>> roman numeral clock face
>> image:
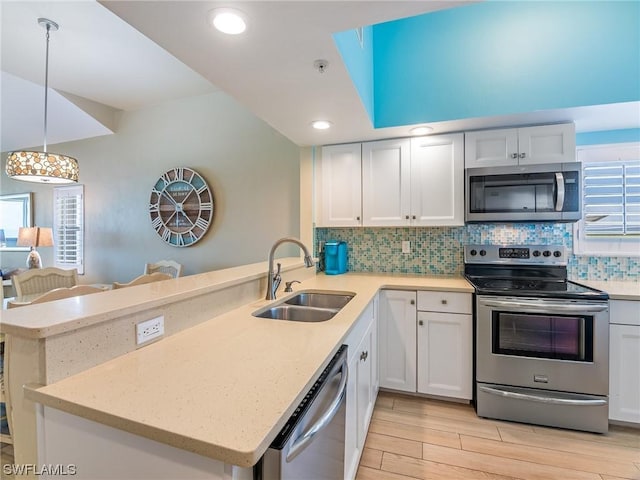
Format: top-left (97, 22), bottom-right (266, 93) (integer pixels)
top-left (148, 168), bottom-right (213, 247)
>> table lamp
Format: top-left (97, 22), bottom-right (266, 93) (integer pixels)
top-left (17, 227), bottom-right (54, 269)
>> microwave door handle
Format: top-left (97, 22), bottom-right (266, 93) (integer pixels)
top-left (555, 172), bottom-right (565, 211)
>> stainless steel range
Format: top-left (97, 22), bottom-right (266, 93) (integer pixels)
top-left (464, 245), bottom-right (610, 433)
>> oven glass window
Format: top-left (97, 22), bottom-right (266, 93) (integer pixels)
top-left (492, 312), bottom-right (593, 361)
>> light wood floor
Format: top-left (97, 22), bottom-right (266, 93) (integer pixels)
top-left (356, 391), bottom-right (640, 480)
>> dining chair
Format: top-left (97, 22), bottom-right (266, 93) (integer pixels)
top-left (144, 260), bottom-right (183, 278)
top-left (10, 285), bottom-right (104, 308)
top-left (112, 272), bottom-right (172, 289)
top-left (12, 267), bottom-right (78, 297)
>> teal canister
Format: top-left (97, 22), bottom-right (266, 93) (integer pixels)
top-left (324, 240), bottom-right (348, 275)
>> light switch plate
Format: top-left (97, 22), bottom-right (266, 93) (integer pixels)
top-left (402, 241), bottom-right (411, 254)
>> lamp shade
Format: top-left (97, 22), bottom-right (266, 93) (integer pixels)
top-left (6, 151), bottom-right (79, 184)
top-left (17, 227), bottom-right (54, 247)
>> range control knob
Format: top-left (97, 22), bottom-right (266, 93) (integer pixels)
top-left (470, 249), bottom-right (477, 256)
top-left (532, 250), bottom-right (541, 257)
top-left (479, 249), bottom-right (487, 256)
top-left (543, 250), bottom-right (551, 257)
top-left (553, 250), bottom-right (562, 257)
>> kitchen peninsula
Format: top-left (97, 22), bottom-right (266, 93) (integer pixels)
top-left (2, 259), bottom-right (472, 478)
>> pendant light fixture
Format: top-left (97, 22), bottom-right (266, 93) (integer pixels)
top-left (5, 18), bottom-right (79, 184)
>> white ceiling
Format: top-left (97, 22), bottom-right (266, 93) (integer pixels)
top-left (2, 1), bottom-right (638, 152)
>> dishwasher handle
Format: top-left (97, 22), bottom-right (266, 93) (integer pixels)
top-left (286, 357), bottom-right (348, 463)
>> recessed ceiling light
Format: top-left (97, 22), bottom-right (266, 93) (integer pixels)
top-left (410, 126), bottom-right (433, 136)
top-left (209, 8), bottom-right (247, 35)
top-left (311, 120), bottom-right (332, 130)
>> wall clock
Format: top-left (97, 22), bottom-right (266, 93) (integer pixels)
top-left (148, 167), bottom-right (213, 247)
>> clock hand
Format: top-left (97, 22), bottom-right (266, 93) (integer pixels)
top-left (161, 190), bottom-right (179, 207)
top-left (177, 210), bottom-right (195, 227)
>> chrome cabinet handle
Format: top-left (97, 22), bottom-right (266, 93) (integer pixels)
top-left (360, 351), bottom-right (368, 361)
top-left (418, 320), bottom-right (424, 326)
top-left (511, 153), bottom-right (518, 159)
top-left (286, 357), bottom-right (348, 462)
top-left (412, 215), bottom-right (416, 220)
top-left (356, 216), bottom-right (360, 221)
top-left (441, 299), bottom-right (448, 305)
top-left (410, 299), bottom-right (415, 305)
top-left (519, 152), bottom-right (526, 158)
top-left (405, 215), bottom-right (410, 220)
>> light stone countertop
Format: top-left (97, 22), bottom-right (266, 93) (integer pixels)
top-left (25, 272), bottom-right (472, 467)
top-left (0, 258), bottom-right (307, 338)
top-left (577, 279), bottom-right (640, 300)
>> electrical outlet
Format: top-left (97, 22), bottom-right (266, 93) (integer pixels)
top-left (136, 316), bottom-right (164, 345)
top-left (402, 240), bottom-right (411, 254)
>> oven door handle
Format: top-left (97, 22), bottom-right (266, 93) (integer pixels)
top-left (479, 386), bottom-right (607, 406)
top-left (480, 299), bottom-right (608, 313)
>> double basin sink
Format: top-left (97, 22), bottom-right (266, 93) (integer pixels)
top-left (253, 290), bottom-right (355, 322)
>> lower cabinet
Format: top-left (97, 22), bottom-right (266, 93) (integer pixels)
top-left (609, 300), bottom-right (640, 424)
top-left (378, 289), bottom-right (473, 400)
top-left (344, 298), bottom-right (378, 480)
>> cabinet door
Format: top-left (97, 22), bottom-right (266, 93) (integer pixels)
top-left (319, 144), bottom-right (362, 226)
top-left (609, 324), bottom-right (640, 423)
top-left (344, 351), bottom-right (359, 480)
top-left (410, 133), bottom-right (465, 226)
top-left (518, 123), bottom-right (576, 165)
top-left (362, 139), bottom-right (411, 226)
top-left (464, 128), bottom-right (518, 168)
top-left (356, 321), bottom-right (374, 447)
top-left (378, 290), bottom-right (416, 392)
top-left (417, 312), bottom-right (472, 399)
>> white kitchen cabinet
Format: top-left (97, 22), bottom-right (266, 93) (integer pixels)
top-left (410, 133), bottom-right (464, 226)
top-left (416, 291), bottom-right (472, 400)
top-left (609, 300), bottom-right (640, 424)
top-left (378, 290), bottom-right (417, 392)
top-left (362, 139), bottom-right (411, 226)
top-left (318, 143), bottom-right (362, 226)
top-left (379, 290), bottom-right (473, 400)
top-left (465, 123), bottom-right (576, 168)
top-left (344, 298), bottom-right (378, 480)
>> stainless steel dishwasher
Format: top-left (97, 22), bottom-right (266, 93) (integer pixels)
top-left (255, 345), bottom-right (348, 480)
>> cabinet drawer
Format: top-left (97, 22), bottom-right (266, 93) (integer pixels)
top-left (610, 300), bottom-right (640, 326)
top-left (417, 291), bottom-right (471, 314)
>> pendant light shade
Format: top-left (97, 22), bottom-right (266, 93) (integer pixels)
top-left (5, 18), bottom-right (79, 184)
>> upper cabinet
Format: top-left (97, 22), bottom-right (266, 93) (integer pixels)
top-left (410, 134), bottom-right (464, 226)
top-left (362, 139), bottom-right (411, 226)
top-left (318, 143), bottom-right (362, 227)
top-left (465, 123), bottom-right (576, 168)
top-left (318, 134), bottom-right (464, 227)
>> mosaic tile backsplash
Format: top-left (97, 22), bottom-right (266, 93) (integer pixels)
top-left (316, 224), bottom-right (639, 281)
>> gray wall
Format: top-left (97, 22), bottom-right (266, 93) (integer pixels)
top-left (1, 92), bottom-right (301, 284)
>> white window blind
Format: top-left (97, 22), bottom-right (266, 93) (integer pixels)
top-left (574, 143), bottom-right (640, 257)
top-left (53, 185), bottom-right (84, 274)
top-left (583, 160), bottom-right (640, 235)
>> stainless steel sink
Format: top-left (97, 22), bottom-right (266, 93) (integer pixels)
top-left (254, 305), bottom-right (337, 322)
top-left (253, 290), bottom-right (355, 322)
top-left (284, 292), bottom-right (354, 309)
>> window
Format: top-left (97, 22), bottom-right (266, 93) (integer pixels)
top-left (53, 185), bottom-right (84, 274)
top-left (574, 143), bottom-right (640, 256)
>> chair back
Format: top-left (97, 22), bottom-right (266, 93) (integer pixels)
top-left (112, 272), bottom-right (172, 290)
top-left (13, 267), bottom-right (78, 297)
top-left (144, 260), bottom-right (183, 278)
top-left (28, 285), bottom-right (104, 306)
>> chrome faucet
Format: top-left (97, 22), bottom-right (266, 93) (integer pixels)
top-left (266, 237), bottom-right (314, 300)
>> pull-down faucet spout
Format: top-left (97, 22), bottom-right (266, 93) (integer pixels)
top-left (266, 237), bottom-right (314, 300)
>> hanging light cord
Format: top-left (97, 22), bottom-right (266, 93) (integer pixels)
top-left (43, 22), bottom-right (51, 153)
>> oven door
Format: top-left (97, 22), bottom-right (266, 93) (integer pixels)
top-left (476, 296), bottom-right (609, 396)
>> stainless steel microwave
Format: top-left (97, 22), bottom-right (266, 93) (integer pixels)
top-left (465, 162), bottom-right (581, 223)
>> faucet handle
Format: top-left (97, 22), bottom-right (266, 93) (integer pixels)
top-left (284, 280), bottom-right (301, 292)
top-left (275, 262), bottom-right (282, 276)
